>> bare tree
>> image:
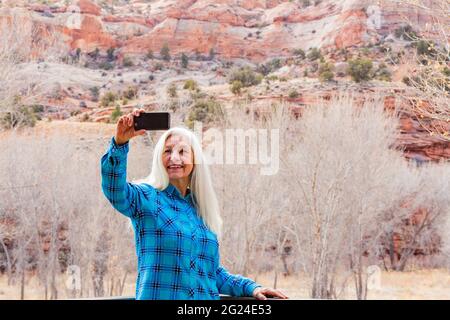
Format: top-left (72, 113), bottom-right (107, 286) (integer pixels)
top-left (208, 100), bottom-right (291, 279)
top-left (393, 0), bottom-right (450, 140)
top-left (388, 161), bottom-right (450, 271)
top-left (0, 10), bottom-right (67, 130)
top-left (0, 130), bottom-right (139, 299)
top-left (279, 93), bottom-right (422, 299)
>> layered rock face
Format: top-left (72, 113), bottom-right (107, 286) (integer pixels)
top-left (0, 0), bottom-right (448, 161)
top-left (1, 0), bottom-right (435, 61)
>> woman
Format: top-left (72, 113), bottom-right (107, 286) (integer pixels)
top-left (101, 108), bottom-right (288, 300)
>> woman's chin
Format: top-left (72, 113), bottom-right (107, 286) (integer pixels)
top-left (168, 173), bottom-right (187, 180)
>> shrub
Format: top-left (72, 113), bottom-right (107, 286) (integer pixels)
top-left (167, 83), bottom-right (178, 98)
top-left (361, 47), bottom-right (371, 56)
top-left (183, 79), bottom-right (198, 91)
top-left (0, 105), bottom-right (37, 129)
top-left (394, 25), bottom-right (418, 41)
top-left (122, 86), bottom-right (138, 100)
top-left (347, 58), bottom-right (374, 82)
top-left (301, 0), bottom-right (311, 8)
top-left (293, 48), bottom-right (306, 59)
top-left (146, 49), bottom-right (154, 59)
top-left (402, 76), bottom-right (411, 86)
top-left (256, 58), bottom-right (283, 76)
top-left (230, 80), bottom-right (243, 95)
top-left (123, 56), bottom-right (134, 67)
top-left (415, 40), bottom-right (437, 57)
top-left (309, 62), bottom-right (319, 73)
top-left (181, 53), bottom-right (189, 68)
top-left (307, 47), bottom-right (322, 61)
top-left (186, 97), bottom-right (224, 128)
top-left (91, 47), bottom-right (100, 60)
top-left (89, 87), bottom-right (100, 101)
top-left (208, 48), bottom-right (215, 60)
top-left (288, 89), bottom-right (299, 99)
top-left (228, 66), bottom-right (263, 87)
top-left (265, 75), bottom-right (278, 81)
top-left (100, 91), bottom-right (118, 107)
top-left (375, 63), bottom-right (392, 82)
top-left (81, 113), bottom-right (90, 122)
top-left (107, 47), bottom-right (115, 61)
top-left (30, 104), bottom-right (44, 114)
top-left (160, 43), bottom-right (171, 61)
top-left (189, 89), bottom-right (207, 101)
top-left (75, 48), bottom-right (81, 60)
top-left (99, 61), bottom-right (113, 70)
top-left (319, 61), bottom-right (335, 82)
top-left (110, 105), bottom-right (122, 123)
top-left (443, 67), bottom-right (450, 77)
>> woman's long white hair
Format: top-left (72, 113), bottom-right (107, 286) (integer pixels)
top-left (134, 127), bottom-right (223, 238)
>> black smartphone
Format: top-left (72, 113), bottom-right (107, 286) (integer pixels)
top-left (134, 112), bottom-right (170, 131)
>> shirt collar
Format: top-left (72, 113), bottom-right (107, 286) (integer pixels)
top-left (165, 183), bottom-right (193, 203)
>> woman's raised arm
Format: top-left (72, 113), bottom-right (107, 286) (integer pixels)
top-left (100, 109), bottom-right (147, 218)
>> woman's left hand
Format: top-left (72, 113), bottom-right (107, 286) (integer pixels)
top-left (252, 287), bottom-right (289, 300)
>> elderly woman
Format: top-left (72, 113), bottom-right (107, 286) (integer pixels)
top-left (101, 108), bottom-right (288, 300)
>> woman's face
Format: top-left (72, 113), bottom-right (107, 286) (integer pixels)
top-left (162, 134), bottom-right (194, 180)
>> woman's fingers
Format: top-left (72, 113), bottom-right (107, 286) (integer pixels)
top-left (132, 108), bottom-right (145, 116)
top-left (256, 288), bottom-right (289, 300)
top-left (135, 129), bottom-right (146, 136)
top-left (254, 291), bottom-right (267, 300)
top-left (127, 113), bottom-right (134, 127)
top-left (128, 108), bottom-right (146, 127)
top-left (118, 109), bottom-right (146, 129)
top-left (118, 115), bottom-right (126, 127)
top-left (269, 289), bottom-right (288, 299)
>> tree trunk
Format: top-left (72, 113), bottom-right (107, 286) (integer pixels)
top-left (20, 269), bottom-right (25, 300)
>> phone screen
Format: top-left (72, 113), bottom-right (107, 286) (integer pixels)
top-left (134, 112), bottom-right (170, 131)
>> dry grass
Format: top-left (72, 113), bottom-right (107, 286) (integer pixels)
top-left (1, 269), bottom-right (449, 300)
top-left (0, 120), bottom-right (116, 138)
top-left (251, 269), bottom-right (450, 300)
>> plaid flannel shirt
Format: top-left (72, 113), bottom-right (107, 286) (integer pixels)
top-left (100, 136), bottom-right (261, 300)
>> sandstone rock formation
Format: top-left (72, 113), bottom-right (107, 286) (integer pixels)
top-left (3, 0), bottom-right (439, 61)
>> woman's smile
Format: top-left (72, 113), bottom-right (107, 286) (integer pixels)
top-left (167, 164), bottom-right (184, 171)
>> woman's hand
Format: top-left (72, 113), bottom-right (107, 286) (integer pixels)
top-left (252, 287), bottom-right (289, 300)
top-left (115, 108), bottom-right (146, 145)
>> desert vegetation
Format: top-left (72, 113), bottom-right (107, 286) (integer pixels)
top-left (1, 94), bottom-right (449, 299)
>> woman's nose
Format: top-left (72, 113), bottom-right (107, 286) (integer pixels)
top-left (170, 151), bottom-right (181, 162)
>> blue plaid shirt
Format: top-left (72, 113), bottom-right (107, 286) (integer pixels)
top-left (100, 137), bottom-right (261, 300)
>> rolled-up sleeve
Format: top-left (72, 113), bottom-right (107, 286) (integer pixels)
top-left (216, 264), bottom-right (262, 297)
top-left (101, 136), bottom-right (146, 219)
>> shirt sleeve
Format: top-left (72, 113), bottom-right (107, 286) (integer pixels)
top-left (216, 264), bottom-right (262, 297)
top-left (100, 136), bottom-right (147, 219)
